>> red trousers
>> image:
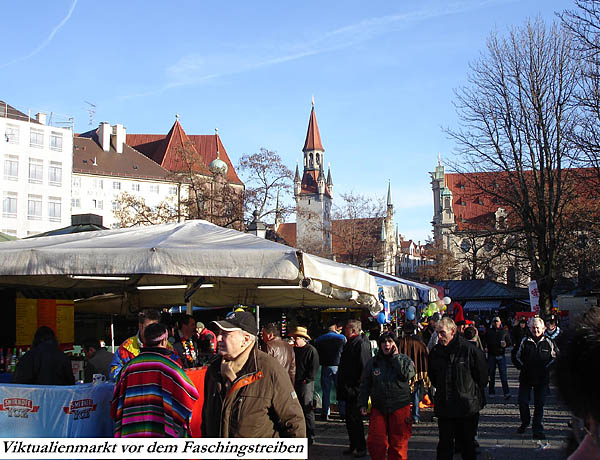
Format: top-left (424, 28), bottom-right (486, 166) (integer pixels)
top-left (367, 405), bottom-right (412, 460)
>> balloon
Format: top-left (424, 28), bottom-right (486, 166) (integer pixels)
top-left (443, 296), bottom-right (451, 305)
top-left (406, 306), bottom-right (416, 321)
top-left (441, 305), bottom-right (447, 311)
top-left (436, 299), bottom-right (445, 308)
top-left (428, 302), bottom-right (438, 311)
top-left (377, 311), bottom-right (387, 324)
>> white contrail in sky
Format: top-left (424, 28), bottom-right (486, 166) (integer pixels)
top-left (123, 0), bottom-right (515, 99)
top-left (0, 0), bottom-right (78, 69)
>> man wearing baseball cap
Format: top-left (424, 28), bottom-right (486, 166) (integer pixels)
top-left (200, 311), bottom-right (305, 439)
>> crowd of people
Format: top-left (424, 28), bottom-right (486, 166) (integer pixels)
top-left (11, 304), bottom-right (600, 459)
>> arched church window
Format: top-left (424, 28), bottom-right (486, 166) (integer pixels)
top-left (316, 153), bottom-right (320, 166)
top-left (309, 153), bottom-right (314, 168)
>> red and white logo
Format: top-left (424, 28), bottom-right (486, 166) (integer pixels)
top-left (63, 398), bottom-right (97, 420)
top-left (0, 398), bottom-right (40, 418)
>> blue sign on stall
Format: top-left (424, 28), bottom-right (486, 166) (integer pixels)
top-left (0, 382), bottom-right (114, 437)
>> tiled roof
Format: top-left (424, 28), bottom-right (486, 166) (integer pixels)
top-left (273, 217), bottom-right (385, 263)
top-left (303, 106), bottom-right (324, 152)
top-left (273, 222), bottom-right (296, 247)
top-left (437, 279), bottom-right (528, 301)
top-left (300, 170), bottom-right (332, 197)
top-left (331, 217), bottom-right (383, 261)
top-left (73, 135), bottom-right (174, 181)
top-left (445, 169), bottom-right (598, 231)
top-left (0, 100), bottom-right (39, 123)
top-left (127, 120), bottom-right (243, 185)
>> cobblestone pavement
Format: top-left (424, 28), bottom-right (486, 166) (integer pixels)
top-left (310, 363), bottom-right (572, 459)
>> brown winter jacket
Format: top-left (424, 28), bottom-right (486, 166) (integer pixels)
top-left (260, 336), bottom-right (296, 385)
top-left (201, 345), bottom-right (306, 438)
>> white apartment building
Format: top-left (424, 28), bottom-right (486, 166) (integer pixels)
top-left (72, 122), bottom-right (183, 229)
top-left (0, 101), bottom-right (73, 238)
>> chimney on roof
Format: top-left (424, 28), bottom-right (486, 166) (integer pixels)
top-left (36, 112), bottom-right (47, 125)
top-left (99, 122), bottom-right (111, 152)
top-left (112, 123), bottom-right (126, 154)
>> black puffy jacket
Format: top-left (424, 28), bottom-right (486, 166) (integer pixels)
top-left (358, 352), bottom-right (415, 414)
top-left (428, 335), bottom-right (488, 418)
top-left (512, 334), bottom-right (557, 385)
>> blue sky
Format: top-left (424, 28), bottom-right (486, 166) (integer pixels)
top-left (2, 0), bottom-right (572, 243)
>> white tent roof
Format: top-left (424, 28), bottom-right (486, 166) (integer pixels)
top-left (0, 220), bottom-right (380, 313)
top-left (364, 269), bottom-right (438, 304)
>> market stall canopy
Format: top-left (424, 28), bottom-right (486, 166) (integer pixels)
top-left (0, 220), bottom-right (380, 314)
top-left (364, 269), bottom-right (438, 305)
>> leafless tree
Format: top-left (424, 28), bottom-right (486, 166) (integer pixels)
top-left (446, 19), bottom-right (582, 315)
top-left (330, 192), bottom-right (386, 267)
top-left (560, 1), bottom-right (600, 183)
top-left (114, 141), bottom-right (244, 229)
top-left (237, 148), bottom-right (293, 224)
top-left (415, 237), bottom-right (461, 282)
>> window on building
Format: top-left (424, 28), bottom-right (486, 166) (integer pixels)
top-left (48, 197), bottom-right (61, 221)
top-left (1, 229), bottom-right (16, 237)
top-left (149, 184), bottom-right (159, 194)
top-left (72, 176), bottom-right (81, 188)
top-left (131, 183), bottom-right (140, 192)
top-left (71, 198), bottom-right (80, 209)
top-left (460, 238), bottom-right (472, 253)
top-left (2, 193), bottom-right (17, 217)
top-left (4, 156), bottom-right (18, 180)
top-left (28, 159), bottom-right (43, 183)
top-left (92, 199), bottom-right (103, 210)
top-left (49, 161), bottom-right (62, 186)
top-left (93, 178), bottom-right (103, 189)
top-left (30, 128), bottom-right (44, 148)
top-left (112, 201), bottom-right (120, 211)
top-left (113, 181), bottom-right (121, 190)
top-left (50, 132), bottom-right (63, 151)
top-left (169, 186), bottom-right (178, 195)
top-left (5, 125), bottom-right (19, 144)
top-left (28, 195), bottom-right (42, 220)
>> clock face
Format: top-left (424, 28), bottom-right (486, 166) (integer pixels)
top-left (460, 238), bottom-right (472, 253)
top-left (484, 239), bottom-right (495, 252)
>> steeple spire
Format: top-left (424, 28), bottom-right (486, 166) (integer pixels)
top-left (303, 100), bottom-right (324, 153)
top-left (387, 180), bottom-right (392, 207)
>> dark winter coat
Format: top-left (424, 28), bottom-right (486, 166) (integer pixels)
top-left (358, 352), bottom-right (415, 414)
top-left (512, 334), bottom-right (557, 385)
top-left (201, 346), bottom-right (305, 438)
top-left (13, 340), bottom-right (75, 385)
top-left (485, 326), bottom-right (511, 356)
top-left (337, 334), bottom-right (372, 401)
top-left (428, 334), bottom-right (488, 418)
top-left (293, 343), bottom-right (319, 386)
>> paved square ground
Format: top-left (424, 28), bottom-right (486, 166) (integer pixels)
top-left (310, 363), bottom-right (571, 459)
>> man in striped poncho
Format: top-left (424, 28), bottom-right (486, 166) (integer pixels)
top-left (111, 322), bottom-right (199, 437)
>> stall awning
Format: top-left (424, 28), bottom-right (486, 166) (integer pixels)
top-left (463, 300), bottom-right (501, 311)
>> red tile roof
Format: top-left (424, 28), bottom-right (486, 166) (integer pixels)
top-left (275, 222), bottom-right (297, 247)
top-left (303, 106), bottom-right (324, 152)
top-left (300, 169), bottom-right (332, 197)
top-left (444, 169), bottom-right (598, 231)
top-left (127, 120), bottom-right (243, 186)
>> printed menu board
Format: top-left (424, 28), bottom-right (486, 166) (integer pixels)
top-left (15, 298), bottom-right (74, 346)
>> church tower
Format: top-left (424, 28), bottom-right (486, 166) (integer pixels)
top-left (430, 155), bottom-right (455, 252)
top-left (294, 100), bottom-right (332, 256)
